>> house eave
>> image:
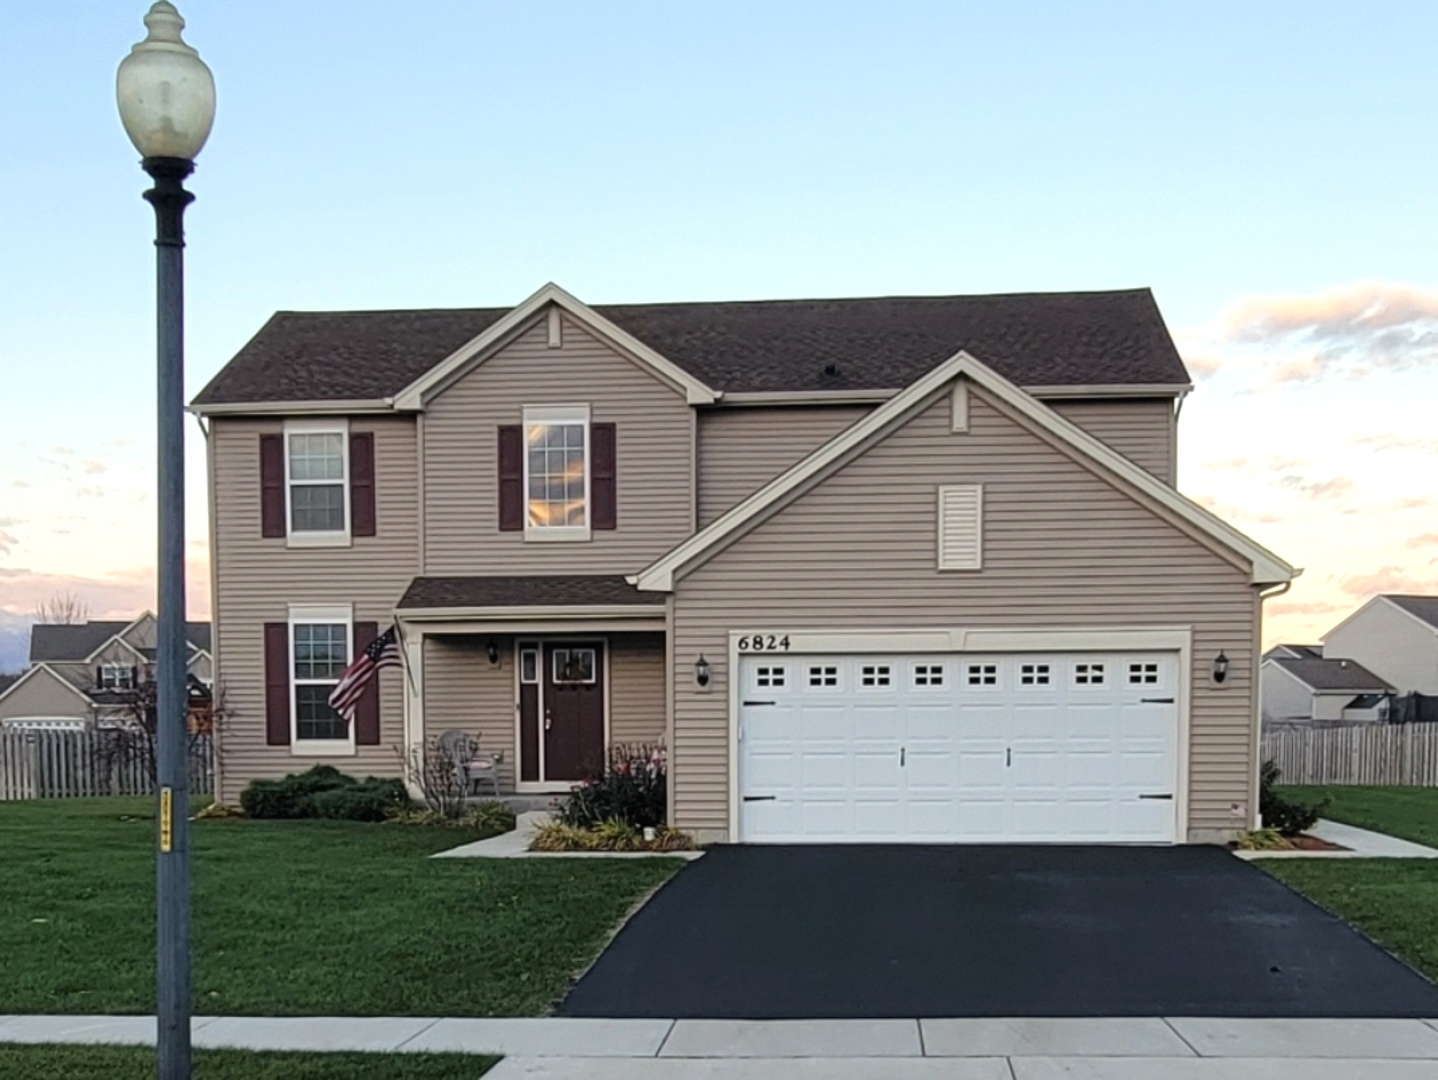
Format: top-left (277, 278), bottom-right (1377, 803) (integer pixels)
top-left (188, 399), bottom-right (402, 417)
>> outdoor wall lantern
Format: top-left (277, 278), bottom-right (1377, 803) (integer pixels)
top-left (695, 654), bottom-right (711, 688)
top-left (486, 639), bottom-right (500, 666)
top-left (1213, 651), bottom-right (1229, 684)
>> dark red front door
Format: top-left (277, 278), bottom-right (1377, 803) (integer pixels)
top-left (542, 641), bottom-right (606, 782)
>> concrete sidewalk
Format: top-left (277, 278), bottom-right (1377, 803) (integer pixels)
top-left (5, 1015), bottom-right (1438, 1077)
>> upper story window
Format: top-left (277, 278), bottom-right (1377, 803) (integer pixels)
top-left (285, 420), bottom-right (350, 546)
top-left (99, 662), bottom-right (136, 690)
top-left (523, 405), bottom-right (590, 542)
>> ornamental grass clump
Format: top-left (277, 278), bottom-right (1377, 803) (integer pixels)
top-left (530, 818), bottom-right (695, 852)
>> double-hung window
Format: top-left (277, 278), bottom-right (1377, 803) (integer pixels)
top-left (285, 420), bottom-right (349, 546)
top-left (99, 662), bottom-right (136, 690)
top-left (289, 605), bottom-right (353, 753)
top-left (523, 405), bottom-right (590, 541)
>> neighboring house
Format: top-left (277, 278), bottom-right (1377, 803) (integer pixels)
top-left (1260, 648), bottom-right (1394, 723)
top-left (1322, 595), bottom-right (1438, 697)
top-left (0, 614), bottom-right (212, 729)
top-left (192, 282), bottom-right (1297, 844)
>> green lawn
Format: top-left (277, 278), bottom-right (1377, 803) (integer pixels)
top-left (1279, 784), bottom-right (1438, 848)
top-left (1264, 784), bottom-right (1438, 984)
top-left (0, 1045), bottom-right (496, 1080)
top-left (0, 797), bottom-right (680, 1016)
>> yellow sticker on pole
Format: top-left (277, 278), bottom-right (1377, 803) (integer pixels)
top-left (160, 787), bottom-right (173, 853)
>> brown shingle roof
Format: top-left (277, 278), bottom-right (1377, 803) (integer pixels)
top-left (397, 575), bottom-right (667, 610)
top-left (193, 289), bottom-right (1189, 406)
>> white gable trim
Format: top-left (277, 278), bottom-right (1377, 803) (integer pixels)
top-left (1322, 595), bottom-right (1438, 645)
top-left (391, 282), bottom-right (718, 410)
top-left (85, 635), bottom-right (148, 665)
top-left (0, 663), bottom-right (95, 709)
top-left (634, 350), bottom-right (1297, 591)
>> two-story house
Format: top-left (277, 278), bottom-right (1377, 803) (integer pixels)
top-left (0, 613), bottom-right (212, 728)
top-left (193, 283), bottom-right (1296, 844)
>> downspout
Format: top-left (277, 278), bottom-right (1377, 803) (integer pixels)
top-left (1252, 578), bottom-right (1294, 830)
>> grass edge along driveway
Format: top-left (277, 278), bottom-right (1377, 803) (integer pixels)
top-left (0, 796), bottom-right (681, 1017)
top-left (0, 1045), bottom-right (497, 1080)
top-left (1264, 785), bottom-right (1438, 986)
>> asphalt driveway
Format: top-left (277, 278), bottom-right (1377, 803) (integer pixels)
top-left (557, 844), bottom-right (1438, 1019)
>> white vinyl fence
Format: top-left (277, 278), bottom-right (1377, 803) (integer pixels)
top-left (1262, 722), bottom-right (1438, 786)
top-left (0, 727), bottom-right (213, 801)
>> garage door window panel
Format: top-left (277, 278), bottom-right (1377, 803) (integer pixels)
top-left (807, 665), bottom-right (839, 688)
top-left (913, 663), bottom-right (945, 687)
top-left (860, 664), bottom-right (892, 688)
top-left (1074, 662), bottom-right (1106, 686)
top-left (1019, 663), bottom-right (1051, 686)
top-left (966, 663), bottom-right (998, 687)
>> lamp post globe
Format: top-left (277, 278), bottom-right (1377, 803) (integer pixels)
top-left (117, 5), bottom-right (213, 1079)
top-left (116, 1), bottom-right (215, 164)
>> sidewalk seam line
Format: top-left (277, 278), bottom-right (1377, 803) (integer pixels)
top-left (916, 1018), bottom-right (927, 1057)
top-left (1005, 1054), bottom-right (1018, 1080)
top-left (653, 1019), bottom-right (676, 1058)
top-left (1162, 1017), bottom-right (1203, 1057)
top-left (391, 1018), bottom-right (441, 1052)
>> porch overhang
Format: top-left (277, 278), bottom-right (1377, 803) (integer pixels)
top-left (398, 607), bottom-right (667, 633)
top-left (394, 574), bottom-right (669, 633)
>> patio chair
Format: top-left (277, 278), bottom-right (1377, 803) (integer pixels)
top-left (436, 728), bottom-right (501, 797)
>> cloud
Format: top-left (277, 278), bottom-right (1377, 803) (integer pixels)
top-left (1192, 493), bottom-right (1282, 525)
top-left (1267, 600), bottom-right (1339, 617)
top-left (0, 528), bottom-right (16, 555)
top-left (81, 459), bottom-right (107, 475)
top-left (1407, 532), bottom-right (1438, 549)
top-left (1276, 474), bottom-right (1355, 501)
top-left (1395, 497), bottom-right (1438, 510)
top-left (0, 557), bottom-right (211, 621)
top-left (1337, 565), bottom-right (1438, 597)
top-left (1353, 433), bottom-right (1438, 453)
top-left (1178, 281), bottom-right (1438, 390)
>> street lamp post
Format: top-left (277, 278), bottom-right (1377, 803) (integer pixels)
top-left (116, 5), bottom-right (215, 1078)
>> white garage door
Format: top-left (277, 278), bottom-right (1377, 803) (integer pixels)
top-left (738, 653), bottom-right (1179, 843)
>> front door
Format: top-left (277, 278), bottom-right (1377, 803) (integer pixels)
top-left (540, 640), bottom-right (606, 782)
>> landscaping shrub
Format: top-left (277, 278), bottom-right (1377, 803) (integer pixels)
top-left (385, 800), bottom-right (517, 837)
top-left (1259, 760), bottom-right (1329, 836)
top-left (556, 743), bottom-right (667, 830)
top-left (239, 766), bottom-right (408, 822)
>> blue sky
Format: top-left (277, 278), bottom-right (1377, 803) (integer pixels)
top-left (2, 1), bottom-right (1437, 669)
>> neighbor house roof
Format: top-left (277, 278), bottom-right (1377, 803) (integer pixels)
top-left (1265, 644), bottom-right (1323, 661)
top-left (0, 674), bottom-right (20, 695)
top-left (1269, 656), bottom-right (1394, 693)
top-left (397, 575), bottom-right (668, 611)
top-left (28, 619), bottom-right (212, 664)
top-left (192, 288), bottom-right (1191, 406)
top-left (1385, 595), bottom-right (1438, 632)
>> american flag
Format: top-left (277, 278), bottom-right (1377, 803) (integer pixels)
top-left (329, 625), bottom-right (402, 721)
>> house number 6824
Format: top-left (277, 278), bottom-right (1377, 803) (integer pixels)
top-left (738, 635), bottom-right (790, 651)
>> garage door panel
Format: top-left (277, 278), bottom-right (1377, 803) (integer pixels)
top-left (739, 651), bottom-right (1178, 844)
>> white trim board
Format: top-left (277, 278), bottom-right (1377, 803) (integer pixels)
top-left (0, 663), bottom-right (95, 710)
top-left (634, 353), bottom-right (1298, 590)
top-left (392, 282), bottom-right (717, 410)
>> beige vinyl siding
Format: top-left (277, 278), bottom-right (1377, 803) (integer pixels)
top-left (1047, 398), bottom-right (1176, 484)
top-left (1325, 600), bottom-right (1438, 696)
top-left (210, 415), bottom-right (419, 803)
top-left (423, 315), bottom-right (694, 575)
top-left (0, 668), bottom-right (91, 723)
top-left (696, 405), bottom-right (871, 527)
top-left (670, 387), bottom-right (1257, 841)
top-left (422, 635), bottom-right (518, 790)
top-left (420, 632), bottom-right (666, 787)
top-left (610, 632), bottom-right (667, 747)
top-left (92, 639), bottom-right (143, 667)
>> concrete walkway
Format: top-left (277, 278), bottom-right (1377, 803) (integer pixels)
top-left (5, 1015), bottom-right (1438, 1077)
top-left (1236, 819), bottom-right (1438, 860)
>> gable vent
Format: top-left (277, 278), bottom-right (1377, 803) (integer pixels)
top-left (937, 484), bottom-right (983, 571)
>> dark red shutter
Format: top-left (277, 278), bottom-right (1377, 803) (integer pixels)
top-left (352, 621), bottom-right (381, 746)
top-left (592, 422), bottom-right (617, 530)
top-left (260, 435), bottom-right (286, 538)
top-left (498, 425), bottom-right (523, 531)
top-left (350, 432), bottom-right (376, 537)
top-left (263, 622), bottom-right (291, 745)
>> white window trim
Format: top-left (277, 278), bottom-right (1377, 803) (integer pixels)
top-left (284, 419), bottom-right (351, 549)
top-left (99, 662), bottom-right (137, 690)
top-left (522, 404), bottom-right (591, 543)
top-left (288, 603), bottom-right (355, 756)
top-left (937, 483), bottom-right (983, 571)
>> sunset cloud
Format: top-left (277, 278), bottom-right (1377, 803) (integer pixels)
top-left (1276, 474), bottom-right (1355, 501)
top-left (0, 558), bottom-right (210, 622)
top-left (1407, 532), bottom-right (1438, 549)
top-left (1336, 565), bottom-right (1438, 597)
top-left (1178, 281), bottom-right (1438, 390)
top-left (1267, 600), bottom-right (1339, 617)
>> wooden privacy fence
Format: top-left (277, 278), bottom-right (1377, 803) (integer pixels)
top-left (0, 727), bottom-right (213, 801)
top-left (1262, 722), bottom-right (1438, 786)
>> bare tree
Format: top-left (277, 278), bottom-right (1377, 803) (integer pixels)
top-left (34, 590), bottom-right (90, 624)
